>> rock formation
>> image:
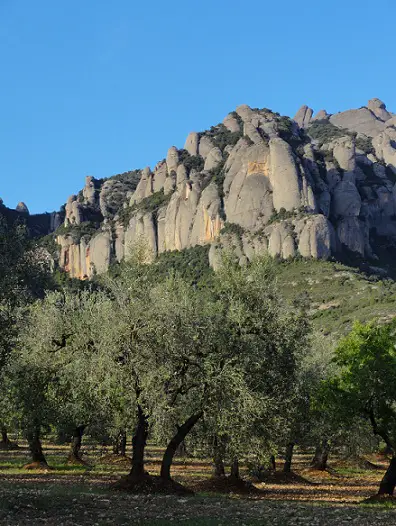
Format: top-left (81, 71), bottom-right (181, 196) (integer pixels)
top-left (49, 98), bottom-right (396, 279)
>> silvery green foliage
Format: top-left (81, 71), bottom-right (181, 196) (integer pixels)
top-left (5, 289), bottom-right (134, 442)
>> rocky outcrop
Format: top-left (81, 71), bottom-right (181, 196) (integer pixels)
top-left (54, 97), bottom-right (396, 278)
top-left (83, 176), bottom-right (98, 206)
top-left (367, 98), bottom-right (393, 122)
top-left (269, 138), bottom-right (302, 211)
top-left (184, 132), bottom-right (199, 156)
top-left (223, 113), bottom-right (241, 132)
top-left (294, 105), bottom-right (313, 128)
top-left (330, 107), bottom-right (385, 137)
top-left (372, 128), bottom-right (396, 171)
top-left (16, 202), bottom-right (29, 214)
top-left (65, 196), bottom-right (83, 226)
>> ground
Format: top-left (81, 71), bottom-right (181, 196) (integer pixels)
top-left (0, 442), bottom-right (395, 525)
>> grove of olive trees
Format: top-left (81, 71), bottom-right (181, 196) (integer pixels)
top-left (1, 221), bottom-right (396, 501)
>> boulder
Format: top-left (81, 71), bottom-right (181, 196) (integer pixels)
top-left (198, 136), bottom-right (215, 160)
top-left (176, 164), bottom-right (188, 186)
top-left (336, 217), bottom-right (365, 255)
top-left (330, 107), bottom-right (385, 137)
top-left (184, 132), bottom-right (199, 156)
top-left (386, 116), bottom-right (396, 128)
top-left (267, 222), bottom-right (296, 259)
top-left (204, 147), bottom-right (223, 171)
top-left (124, 210), bottom-right (158, 262)
top-left (190, 183), bottom-right (223, 246)
top-left (367, 98), bottom-right (392, 122)
top-left (235, 104), bottom-right (254, 122)
top-left (130, 167), bottom-right (152, 204)
top-left (65, 195), bottom-right (83, 226)
top-left (332, 136), bottom-right (356, 172)
top-left (224, 142), bottom-right (274, 229)
top-left (296, 215), bottom-right (335, 259)
top-left (269, 137), bottom-right (302, 211)
top-left (332, 180), bottom-right (361, 217)
top-left (16, 202), bottom-right (29, 214)
top-left (312, 110), bottom-right (329, 121)
top-left (223, 113), bottom-right (241, 132)
top-left (372, 128), bottom-right (396, 170)
top-left (243, 122), bottom-right (264, 144)
top-left (83, 176), bottom-right (97, 206)
top-left (89, 231), bottom-right (112, 275)
top-left (294, 105), bottom-right (313, 128)
top-left (166, 147), bottom-right (179, 175)
top-left (152, 162), bottom-right (167, 193)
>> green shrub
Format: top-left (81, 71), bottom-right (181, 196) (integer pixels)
top-left (220, 222), bottom-right (245, 238)
top-left (307, 121), bottom-right (354, 145)
top-left (37, 233), bottom-right (59, 258)
top-left (203, 123), bottom-right (243, 151)
top-left (118, 189), bottom-right (172, 227)
top-left (355, 136), bottom-right (374, 155)
top-left (267, 207), bottom-right (296, 225)
top-left (55, 221), bottom-right (99, 244)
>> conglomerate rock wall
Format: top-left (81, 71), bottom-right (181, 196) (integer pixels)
top-left (54, 98), bottom-right (396, 278)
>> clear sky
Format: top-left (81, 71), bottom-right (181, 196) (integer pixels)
top-left (0, 0), bottom-right (395, 214)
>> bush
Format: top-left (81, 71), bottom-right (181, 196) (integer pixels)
top-left (203, 123), bottom-right (243, 151)
top-left (55, 221), bottom-right (99, 244)
top-left (355, 136), bottom-right (374, 155)
top-left (267, 208), bottom-right (296, 225)
top-left (220, 222), bottom-right (245, 238)
top-left (118, 189), bottom-right (172, 227)
top-left (307, 121), bottom-right (354, 145)
top-left (110, 245), bottom-right (213, 288)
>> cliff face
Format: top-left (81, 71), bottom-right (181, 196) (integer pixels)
top-left (53, 98), bottom-right (396, 278)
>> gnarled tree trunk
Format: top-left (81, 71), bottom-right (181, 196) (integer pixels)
top-left (230, 458), bottom-right (240, 480)
top-left (0, 426), bottom-right (11, 449)
top-left (113, 430), bottom-right (127, 456)
top-left (26, 426), bottom-right (48, 467)
top-left (68, 425), bottom-right (86, 463)
top-left (128, 404), bottom-right (149, 481)
top-left (311, 440), bottom-right (329, 471)
top-left (160, 412), bottom-right (202, 480)
top-left (378, 457), bottom-right (396, 496)
top-left (213, 436), bottom-right (225, 478)
top-left (283, 442), bottom-right (295, 473)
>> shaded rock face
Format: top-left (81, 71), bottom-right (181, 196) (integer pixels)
top-left (16, 202), bottom-right (29, 214)
top-left (56, 98), bottom-right (396, 278)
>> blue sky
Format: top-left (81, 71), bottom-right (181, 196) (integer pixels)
top-left (0, 0), bottom-right (395, 214)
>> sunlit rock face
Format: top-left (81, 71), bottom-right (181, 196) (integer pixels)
top-left (53, 98), bottom-right (396, 278)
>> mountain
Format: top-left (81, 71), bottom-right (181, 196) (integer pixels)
top-left (9, 97), bottom-right (396, 279)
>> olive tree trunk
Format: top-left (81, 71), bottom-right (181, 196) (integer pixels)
top-left (128, 404), bottom-right (149, 481)
top-left (230, 458), bottom-right (240, 480)
top-left (283, 442), bottom-right (295, 473)
top-left (311, 440), bottom-right (329, 471)
top-left (378, 457), bottom-right (396, 496)
top-left (68, 425), bottom-right (86, 463)
top-left (213, 436), bottom-right (225, 478)
top-left (160, 412), bottom-right (203, 480)
top-left (113, 430), bottom-right (127, 456)
top-left (27, 427), bottom-right (48, 466)
top-left (0, 426), bottom-right (11, 448)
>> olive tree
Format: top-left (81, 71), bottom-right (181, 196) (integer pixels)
top-left (324, 321), bottom-right (396, 496)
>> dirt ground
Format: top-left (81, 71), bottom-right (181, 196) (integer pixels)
top-left (0, 442), bottom-right (395, 525)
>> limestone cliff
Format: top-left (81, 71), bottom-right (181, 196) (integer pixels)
top-left (50, 98), bottom-right (396, 278)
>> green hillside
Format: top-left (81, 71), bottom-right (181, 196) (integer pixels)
top-left (276, 259), bottom-right (396, 336)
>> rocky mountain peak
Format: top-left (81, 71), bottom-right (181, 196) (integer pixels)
top-left (46, 98), bottom-right (396, 279)
top-left (16, 202), bottom-right (29, 214)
